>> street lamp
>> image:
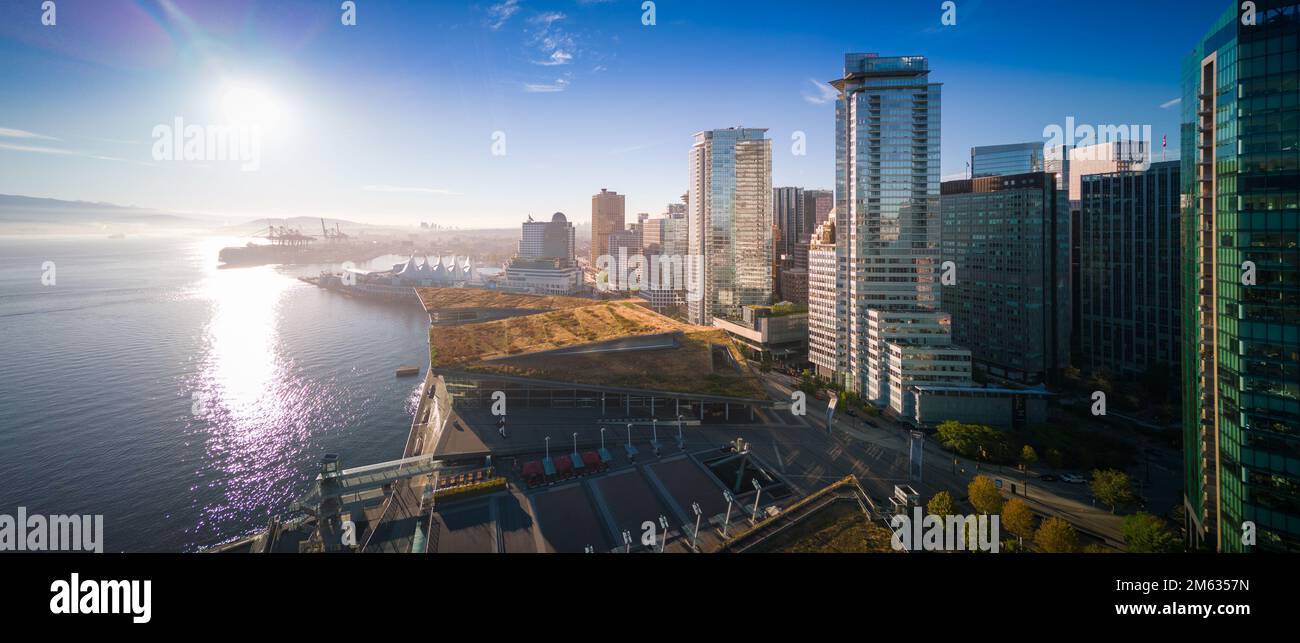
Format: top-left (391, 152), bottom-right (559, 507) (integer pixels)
top-left (572, 431), bottom-right (578, 455)
top-left (721, 490), bottom-right (735, 538)
top-left (749, 478), bottom-right (763, 525)
top-left (676, 414), bottom-right (684, 449)
top-left (626, 423), bottom-right (633, 448)
top-left (658, 515), bottom-right (669, 553)
top-left (622, 530), bottom-right (632, 553)
top-left (544, 435), bottom-right (550, 460)
top-left (690, 502), bottom-right (703, 552)
top-left (600, 427), bottom-right (606, 450)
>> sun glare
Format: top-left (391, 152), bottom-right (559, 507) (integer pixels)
top-left (220, 84), bottom-right (284, 127)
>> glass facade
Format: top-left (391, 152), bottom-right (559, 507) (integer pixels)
top-left (1182, 1), bottom-right (1300, 552)
top-left (970, 142), bottom-right (1045, 178)
top-left (940, 172), bottom-right (1070, 385)
top-left (688, 128), bottom-right (774, 323)
top-left (833, 54), bottom-right (943, 393)
top-left (1079, 162), bottom-right (1181, 382)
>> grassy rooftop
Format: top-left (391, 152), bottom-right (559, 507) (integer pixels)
top-left (420, 289), bottom-right (768, 400)
top-left (417, 287), bottom-right (596, 312)
top-left (750, 501), bottom-right (898, 553)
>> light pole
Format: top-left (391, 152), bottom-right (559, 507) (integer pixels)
top-left (544, 436), bottom-right (550, 460)
top-left (749, 478), bottom-right (763, 525)
top-left (622, 530), bottom-right (632, 553)
top-left (626, 423), bottom-right (632, 448)
top-left (572, 431), bottom-right (578, 455)
top-left (676, 414), bottom-right (684, 450)
top-left (658, 515), bottom-right (669, 553)
top-left (651, 418), bottom-right (660, 456)
top-left (600, 427), bottom-right (606, 451)
top-left (721, 490), bottom-right (735, 538)
top-left (690, 502), bottom-right (703, 552)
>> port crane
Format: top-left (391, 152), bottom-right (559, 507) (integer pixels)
top-left (257, 225), bottom-right (315, 247)
top-left (320, 218), bottom-right (350, 242)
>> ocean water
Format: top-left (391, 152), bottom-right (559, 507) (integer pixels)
top-left (0, 236), bottom-right (430, 551)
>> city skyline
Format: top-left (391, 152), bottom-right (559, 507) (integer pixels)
top-left (0, 0), bottom-right (1225, 228)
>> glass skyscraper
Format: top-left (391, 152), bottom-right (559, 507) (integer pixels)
top-left (1182, 1), bottom-right (1300, 552)
top-left (940, 172), bottom-right (1070, 385)
top-left (1079, 161), bottom-right (1181, 382)
top-left (688, 128), bottom-right (774, 324)
top-left (830, 54), bottom-right (968, 402)
top-left (970, 142), bottom-right (1045, 178)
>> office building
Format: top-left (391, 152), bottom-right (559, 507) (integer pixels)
top-left (504, 212), bottom-right (581, 295)
top-left (1181, 1), bottom-right (1300, 552)
top-left (970, 142), bottom-right (1045, 178)
top-left (807, 218), bottom-right (843, 381)
top-left (940, 172), bottom-right (1070, 384)
top-left (1078, 161), bottom-right (1181, 381)
top-left (591, 188), bottom-right (626, 264)
top-left (519, 212), bottom-right (576, 261)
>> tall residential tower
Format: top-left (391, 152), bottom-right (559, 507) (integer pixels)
top-left (829, 54), bottom-right (970, 408)
top-left (1182, 1), bottom-right (1300, 552)
top-left (687, 128), bottom-right (774, 324)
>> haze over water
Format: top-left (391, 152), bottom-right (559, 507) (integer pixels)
top-left (0, 236), bottom-right (429, 551)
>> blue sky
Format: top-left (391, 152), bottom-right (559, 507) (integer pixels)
top-left (0, 0), bottom-right (1228, 227)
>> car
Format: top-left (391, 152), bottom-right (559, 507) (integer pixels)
top-left (1038, 474), bottom-right (1058, 482)
top-left (1061, 473), bottom-right (1086, 484)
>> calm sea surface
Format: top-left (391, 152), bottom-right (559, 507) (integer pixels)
top-left (0, 236), bottom-right (429, 551)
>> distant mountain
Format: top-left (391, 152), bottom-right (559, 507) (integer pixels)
top-left (0, 197), bottom-right (218, 235)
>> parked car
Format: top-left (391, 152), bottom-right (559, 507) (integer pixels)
top-left (1061, 473), bottom-right (1086, 484)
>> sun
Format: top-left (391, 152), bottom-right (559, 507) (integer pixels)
top-left (220, 84), bottom-right (283, 127)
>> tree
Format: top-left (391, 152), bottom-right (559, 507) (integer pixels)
top-left (1090, 469), bottom-right (1135, 513)
top-left (937, 421), bottom-right (1012, 462)
top-left (1018, 445), bottom-right (1038, 470)
top-left (968, 475), bottom-right (1003, 515)
top-left (1122, 513), bottom-right (1181, 553)
top-left (1001, 498), bottom-right (1035, 544)
top-left (927, 491), bottom-right (955, 517)
top-left (1035, 516), bottom-right (1079, 553)
top-left (1062, 365), bottom-right (1083, 390)
top-left (1087, 369), bottom-right (1114, 395)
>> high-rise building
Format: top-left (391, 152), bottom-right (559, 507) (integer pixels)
top-left (519, 212), bottom-right (576, 262)
top-left (1182, 1), bottom-right (1300, 553)
top-left (607, 226), bottom-right (643, 258)
top-left (687, 128), bottom-right (774, 324)
top-left (1078, 161), bottom-right (1181, 382)
top-left (940, 172), bottom-right (1070, 385)
top-left (591, 188), bottom-right (625, 264)
top-left (773, 187), bottom-right (807, 260)
top-left (1046, 140), bottom-right (1152, 364)
top-left (830, 53), bottom-right (966, 405)
top-left (970, 142), bottom-right (1045, 178)
top-left (804, 189), bottom-right (834, 231)
top-left (808, 218), bottom-right (842, 380)
top-left (1046, 141), bottom-right (1151, 203)
top-left (505, 212), bottom-right (580, 295)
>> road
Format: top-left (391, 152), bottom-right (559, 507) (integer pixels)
top-left (755, 371), bottom-right (1136, 548)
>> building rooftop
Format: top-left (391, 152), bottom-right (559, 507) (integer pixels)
top-left (418, 288), bottom-right (768, 400)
